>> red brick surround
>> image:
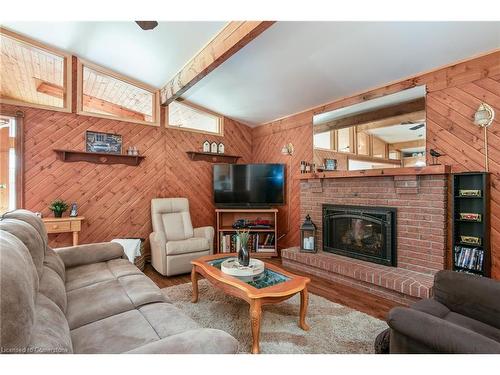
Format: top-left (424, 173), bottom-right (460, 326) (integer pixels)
top-left (282, 173), bottom-right (449, 304)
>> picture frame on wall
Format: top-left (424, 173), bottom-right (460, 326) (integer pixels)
top-left (86, 131), bottom-right (122, 155)
top-left (324, 158), bottom-right (337, 171)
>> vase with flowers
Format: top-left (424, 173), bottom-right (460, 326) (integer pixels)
top-left (49, 199), bottom-right (69, 218)
top-left (236, 229), bottom-right (250, 266)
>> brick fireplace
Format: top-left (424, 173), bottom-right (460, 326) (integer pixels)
top-left (282, 166), bottom-right (450, 305)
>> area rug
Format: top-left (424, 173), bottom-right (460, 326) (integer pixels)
top-left (162, 280), bottom-right (388, 354)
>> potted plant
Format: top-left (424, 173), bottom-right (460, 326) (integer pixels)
top-left (236, 229), bottom-right (251, 266)
top-left (49, 199), bottom-right (69, 218)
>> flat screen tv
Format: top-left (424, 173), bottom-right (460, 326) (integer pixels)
top-left (213, 164), bottom-right (285, 207)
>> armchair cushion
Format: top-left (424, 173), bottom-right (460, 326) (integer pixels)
top-left (388, 307), bottom-right (500, 353)
top-left (165, 237), bottom-right (209, 255)
top-left (55, 242), bottom-right (125, 268)
top-left (433, 270), bottom-right (500, 330)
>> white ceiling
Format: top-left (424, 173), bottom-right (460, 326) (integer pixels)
top-left (0, 21), bottom-right (226, 88)
top-left (367, 123), bottom-right (425, 144)
top-left (181, 21), bottom-right (500, 125)
top-left (1, 21), bottom-right (499, 126)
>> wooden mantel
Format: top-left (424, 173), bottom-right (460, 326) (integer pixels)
top-left (296, 165), bottom-right (451, 180)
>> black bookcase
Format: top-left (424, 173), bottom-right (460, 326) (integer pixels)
top-left (451, 172), bottom-right (490, 277)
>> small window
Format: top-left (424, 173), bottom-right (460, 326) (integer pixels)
top-left (313, 131), bottom-right (332, 149)
top-left (167, 101), bottom-right (223, 135)
top-left (0, 28), bottom-right (71, 112)
top-left (77, 59), bottom-right (159, 126)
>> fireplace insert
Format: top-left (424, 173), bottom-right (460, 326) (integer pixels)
top-left (323, 205), bottom-right (396, 266)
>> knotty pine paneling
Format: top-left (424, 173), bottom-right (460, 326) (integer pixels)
top-left (1, 103), bottom-right (252, 250)
top-left (252, 50), bottom-right (500, 279)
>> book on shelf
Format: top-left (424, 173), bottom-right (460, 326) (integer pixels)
top-left (219, 232), bottom-right (276, 254)
top-left (454, 245), bottom-right (484, 272)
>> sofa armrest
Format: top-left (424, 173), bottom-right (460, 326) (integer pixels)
top-left (125, 328), bottom-right (238, 354)
top-left (433, 270), bottom-right (500, 329)
top-left (388, 306), bottom-right (500, 353)
top-left (194, 226), bottom-right (214, 254)
top-left (54, 242), bottom-right (125, 268)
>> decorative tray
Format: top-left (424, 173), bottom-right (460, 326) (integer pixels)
top-left (221, 257), bottom-right (265, 277)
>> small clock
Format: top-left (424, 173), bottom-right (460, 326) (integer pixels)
top-left (202, 140), bottom-right (210, 153)
top-left (218, 142), bottom-right (225, 154)
top-left (210, 141), bottom-right (218, 153)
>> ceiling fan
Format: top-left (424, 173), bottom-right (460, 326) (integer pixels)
top-left (401, 120), bottom-right (425, 131)
top-left (135, 21), bottom-right (158, 30)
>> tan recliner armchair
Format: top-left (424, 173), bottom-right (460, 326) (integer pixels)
top-left (150, 198), bottom-right (214, 276)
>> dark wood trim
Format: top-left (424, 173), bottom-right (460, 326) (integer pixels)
top-left (186, 151), bottom-right (240, 163)
top-left (297, 165), bottom-right (451, 180)
top-left (54, 149), bottom-right (145, 166)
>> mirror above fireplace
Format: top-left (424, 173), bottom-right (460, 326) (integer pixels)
top-left (313, 86), bottom-right (427, 171)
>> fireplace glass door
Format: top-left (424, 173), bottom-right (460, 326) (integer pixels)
top-left (323, 205), bottom-right (396, 266)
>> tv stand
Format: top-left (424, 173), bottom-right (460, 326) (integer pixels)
top-left (215, 208), bottom-right (278, 258)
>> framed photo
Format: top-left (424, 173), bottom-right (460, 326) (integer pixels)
top-left (324, 158), bottom-right (337, 171)
top-left (85, 131), bottom-right (122, 154)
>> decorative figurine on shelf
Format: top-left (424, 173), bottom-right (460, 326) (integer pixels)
top-left (236, 229), bottom-right (251, 266)
top-left (127, 147), bottom-right (134, 155)
top-left (429, 149), bottom-right (444, 165)
top-left (69, 203), bottom-right (78, 217)
top-left (300, 214), bottom-right (317, 253)
top-left (203, 140), bottom-right (210, 153)
top-left (210, 141), bottom-right (218, 154)
top-left (49, 199), bottom-right (69, 218)
top-left (218, 142), bottom-right (225, 154)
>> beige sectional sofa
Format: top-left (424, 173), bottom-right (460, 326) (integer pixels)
top-left (0, 210), bottom-right (238, 354)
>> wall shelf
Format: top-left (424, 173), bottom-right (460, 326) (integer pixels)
top-left (54, 149), bottom-right (145, 166)
top-left (186, 151), bottom-right (240, 163)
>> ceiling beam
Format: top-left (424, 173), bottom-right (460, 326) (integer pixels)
top-left (388, 139), bottom-right (426, 151)
top-left (314, 98), bottom-right (426, 134)
top-left (160, 21), bottom-right (276, 106)
top-left (36, 80), bottom-right (146, 121)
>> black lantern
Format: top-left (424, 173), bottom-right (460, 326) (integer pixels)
top-left (300, 214), bottom-right (317, 253)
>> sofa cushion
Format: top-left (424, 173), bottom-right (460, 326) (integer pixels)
top-left (138, 303), bottom-right (199, 338)
top-left (165, 237), bottom-right (209, 255)
top-left (66, 279), bottom-right (135, 329)
top-left (70, 309), bottom-right (159, 354)
top-left (118, 274), bottom-right (168, 307)
top-left (107, 258), bottom-right (143, 278)
top-left (66, 272), bottom-right (168, 330)
top-left (162, 212), bottom-right (194, 241)
top-left (39, 266), bottom-right (67, 313)
top-left (28, 294), bottom-right (72, 354)
top-left (125, 328), bottom-right (239, 354)
top-left (65, 262), bottom-right (115, 291)
top-left (0, 231), bottom-right (38, 352)
top-left (0, 218), bottom-right (45, 278)
top-left (44, 248), bottom-right (66, 282)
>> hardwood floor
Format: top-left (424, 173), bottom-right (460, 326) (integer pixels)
top-left (144, 257), bottom-right (401, 320)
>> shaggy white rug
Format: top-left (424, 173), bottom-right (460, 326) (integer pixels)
top-left (162, 280), bottom-right (388, 354)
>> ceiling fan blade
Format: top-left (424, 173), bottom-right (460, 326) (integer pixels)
top-left (409, 123), bottom-right (425, 131)
top-left (135, 21), bottom-right (158, 30)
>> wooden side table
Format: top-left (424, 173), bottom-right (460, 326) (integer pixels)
top-left (42, 216), bottom-right (85, 246)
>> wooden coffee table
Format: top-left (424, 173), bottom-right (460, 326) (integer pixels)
top-left (191, 253), bottom-right (310, 354)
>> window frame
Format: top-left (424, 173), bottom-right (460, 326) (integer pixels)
top-left (76, 58), bottom-right (160, 127)
top-left (0, 27), bottom-right (72, 113)
top-left (166, 100), bottom-right (224, 136)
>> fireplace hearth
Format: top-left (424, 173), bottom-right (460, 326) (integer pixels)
top-left (323, 205), bottom-right (397, 266)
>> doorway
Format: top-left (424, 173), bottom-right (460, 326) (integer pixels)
top-left (0, 112), bottom-right (23, 213)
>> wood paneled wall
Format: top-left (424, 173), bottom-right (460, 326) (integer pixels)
top-left (1, 103), bottom-right (252, 249)
top-left (252, 50), bottom-right (500, 279)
